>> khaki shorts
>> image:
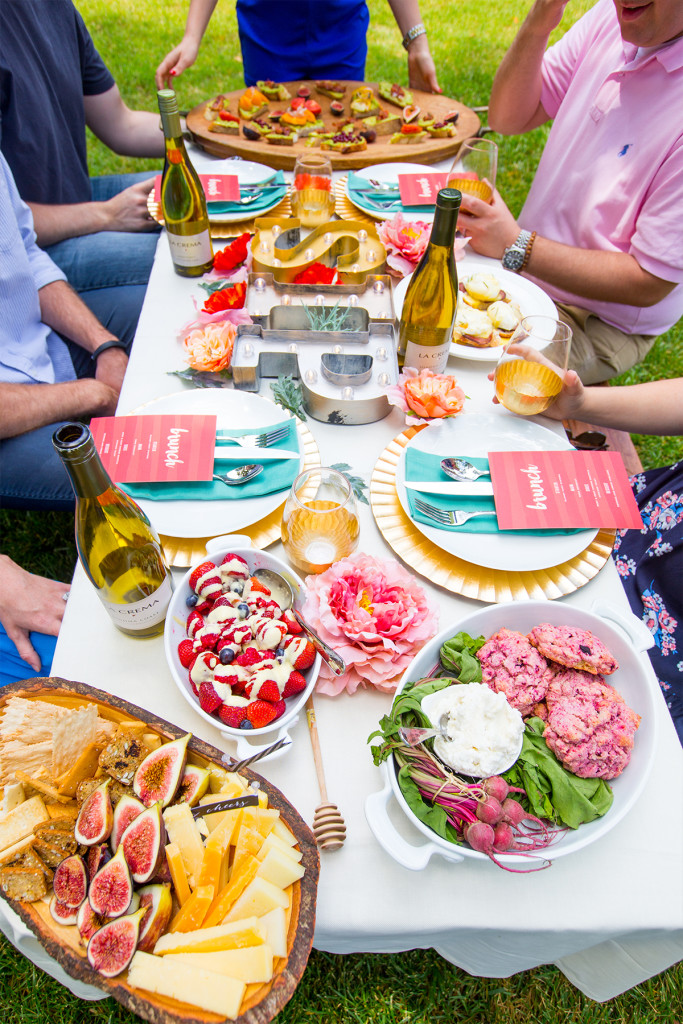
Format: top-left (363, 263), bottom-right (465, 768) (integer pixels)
top-left (555, 303), bottom-right (657, 385)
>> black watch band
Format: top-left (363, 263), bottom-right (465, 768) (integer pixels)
top-left (91, 339), bottom-right (128, 362)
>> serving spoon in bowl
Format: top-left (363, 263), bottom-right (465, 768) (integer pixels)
top-left (399, 714), bottom-right (450, 747)
top-left (440, 458), bottom-right (491, 482)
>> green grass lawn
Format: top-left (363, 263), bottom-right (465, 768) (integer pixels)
top-left (1, 0), bottom-right (682, 1019)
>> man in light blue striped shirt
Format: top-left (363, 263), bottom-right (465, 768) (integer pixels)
top-left (0, 151), bottom-right (129, 510)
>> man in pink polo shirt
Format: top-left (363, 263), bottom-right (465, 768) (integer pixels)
top-left (457, 0), bottom-right (683, 384)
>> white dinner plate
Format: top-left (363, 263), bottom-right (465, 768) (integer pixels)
top-left (186, 155), bottom-right (285, 224)
top-left (393, 253), bottom-right (558, 362)
top-left (345, 162), bottom-right (437, 223)
top-left (395, 412), bottom-right (597, 572)
top-left (127, 390), bottom-right (303, 538)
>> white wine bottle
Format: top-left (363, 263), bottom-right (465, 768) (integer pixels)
top-left (157, 88), bottom-right (214, 277)
top-left (397, 188), bottom-right (462, 372)
top-left (53, 423), bottom-right (173, 638)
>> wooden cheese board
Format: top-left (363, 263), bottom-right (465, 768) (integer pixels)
top-left (186, 80), bottom-right (480, 170)
top-left (0, 677), bottom-right (319, 1024)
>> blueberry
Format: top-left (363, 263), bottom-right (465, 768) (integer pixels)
top-left (237, 602), bottom-right (249, 618)
top-left (230, 580), bottom-right (244, 594)
top-left (275, 647), bottom-right (285, 658)
top-left (219, 648), bottom-right (235, 665)
top-left (185, 594), bottom-right (198, 608)
top-left (239, 720), bottom-right (254, 730)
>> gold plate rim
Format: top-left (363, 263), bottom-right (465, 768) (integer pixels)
top-left (370, 425), bottom-right (616, 602)
top-left (147, 189), bottom-right (292, 238)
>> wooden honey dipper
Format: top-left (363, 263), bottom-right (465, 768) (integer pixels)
top-left (305, 695), bottom-right (346, 850)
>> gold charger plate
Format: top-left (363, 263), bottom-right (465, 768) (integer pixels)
top-left (334, 175), bottom-right (377, 228)
top-left (160, 417), bottom-right (321, 567)
top-left (147, 190), bottom-right (292, 238)
top-left (370, 426), bottom-right (616, 602)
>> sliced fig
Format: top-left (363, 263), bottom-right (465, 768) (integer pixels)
top-left (150, 855), bottom-right (172, 885)
top-left (176, 764), bottom-right (210, 806)
top-left (76, 900), bottom-right (101, 944)
top-left (87, 907), bottom-right (146, 978)
top-left (120, 801), bottom-right (165, 884)
top-left (111, 793), bottom-right (145, 851)
top-left (125, 891), bottom-right (141, 915)
top-left (74, 779), bottom-right (113, 845)
top-left (53, 854), bottom-right (88, 908)
top-left (136, 883), bottom-right (173, 952)
top-left (330, 100), bottom-right (344, 116)
top-left (86, 843), bottom-right (111, 879)
top-left (133, 733), bottom-right (190, 808)
top-left (49, 894), bottom-right (79, 926)
top-left (88, 845), bottom-right (133, 918)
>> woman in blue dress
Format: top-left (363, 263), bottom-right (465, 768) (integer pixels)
top-left (547, 374), bottom-right (683, 743)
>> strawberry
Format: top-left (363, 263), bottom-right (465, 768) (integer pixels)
top-left (194, 596), bottom-right (214, 615)
top-left (282, 670), bottom-right (307, 699)
top-left (236, 646), bottom-right (267, 668)
top-left (271, 698), bottom-right (286, 721)
top-left (189, 650), bottom-right (218, 686)
top-left (245, 679), bottom-right (280, 703)
top-left (198, 681), bottom-right (223, 714)
top-left (247, 700), bottom-right (278, 729)
top-left (218, 702), bottom-right (248, 728)
top-left (186, 610), bottom-right (204, 638)
top-left (284, 636), bottom-right (316, 670)
top-left (290, 96), bottom-right (305, 110)
top-left (282, 608), bottom-right (304, 634)
top-left (248, 575), bottom-right (271, 596)
top-left (189, 561), bottom-right (216, 591)
top-left (304, 98), bottom-right (322, 116)
top-left (177, 639), bottom-right (195, 668)
top-left (197, 624), bottom-right (221, 651)
top-left (219, 553), bottom-right (250, 578)
top-left (255, 598), bottom-right (280, 618)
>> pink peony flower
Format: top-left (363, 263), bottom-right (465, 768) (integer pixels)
top-left (386, 367), bottom-right (466, 424)
top-left (182, 321), bottom-right (237, 372)
top-left (378, 213), bottom-right (470, 277)
top-left (300, 552), bottom-right (439, 695)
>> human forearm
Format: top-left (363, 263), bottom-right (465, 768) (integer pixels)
top-left (155, 0), bottom-right (218, 88)
top-left (386, 0), bottom-right (440, 92)
top-left (38, 281), bottom-right (116, 352)
top-left (84, 88), bottom-right (164, 157)
top-left (546, 375), bottom-right (683, 435)
top-left (29, 201), bottom-right (110, 246)
top-left (488, 0), bottom-right (568, 133)
top-left (0, 379), bottom-right (118, 439)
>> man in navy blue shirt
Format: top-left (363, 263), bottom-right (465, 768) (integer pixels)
top-left (0, 0), bottom-right (165, 349)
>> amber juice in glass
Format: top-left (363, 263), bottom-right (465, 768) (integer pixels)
top-left (291, 153), bottom-right (334, 228)
top-left (447, 137), bottom-right (498, 203)
top-left (494, 316), bottom-right (572, 416)
top-left (281, 468), bottom-right (360, 574)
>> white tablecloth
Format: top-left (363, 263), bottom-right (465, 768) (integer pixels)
top-left (7, 147), bottom-right (683, 1004)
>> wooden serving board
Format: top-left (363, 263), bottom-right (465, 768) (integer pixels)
top-left (0, 677), bottom-right (319, 1024)
top-left (186, 80), bottom-right (480, 170)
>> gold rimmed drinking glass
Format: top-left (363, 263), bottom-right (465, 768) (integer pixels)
top-left (493, 315), bottom-right (572, 416)
top-left (281, 467), bottom-right (360, 575)
top-left (447, 137), bottom-right (498, 203)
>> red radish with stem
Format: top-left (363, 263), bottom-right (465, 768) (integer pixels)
top-left (476, 796), bottom-right (504, 825)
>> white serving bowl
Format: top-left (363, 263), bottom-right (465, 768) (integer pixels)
top-left (164, 535), bottom-right (320, 759)
top-left (365, 599), bottom-right (658, 870)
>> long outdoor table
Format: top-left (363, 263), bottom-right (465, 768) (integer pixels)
top-left (3, 150), bottom-right (682, 1005)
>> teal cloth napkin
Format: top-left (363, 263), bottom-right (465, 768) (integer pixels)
top-left (347, 171), bottom-right (431, 216)
top-left (124, 419), bottom-right (299, 502)
top-left (405, 449), bottom-right (580, 534)
top-left (207, 171), bottom-right (286, 215)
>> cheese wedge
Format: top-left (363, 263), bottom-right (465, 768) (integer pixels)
top-left (163, 803), bottom-right (205, 889)
top-left (167, 944), bottom-right (274, 984)
top-left (165, 842), bottom-right (191, 906)
top-left (271, 819), bottom-right (298, 847)
top-left (260, 906), bottom-right (287, 958)
top-left (256, 847), bottom-right (305, 890)
top-left (204, 855), bottom-right (259, 928)
top-left (169, 885), bottom-right (214, 933)
top-left (256, 832), bottom-right (303, 863)
top-left (153, 916), bottom-right (266, 955)
top-left (128, 951), bottom-right (246, 1018)
top-left (223, 876), bottom-right (289, 922)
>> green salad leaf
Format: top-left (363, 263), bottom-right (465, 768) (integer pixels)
top-left (396, 763), bottom-right (462, 844)
top-left (503, 717), bottom-right (614, 829)
top-left (368, 676), bottom-right (453, 765)
top-left (439, 631), bottom-right (486, 680)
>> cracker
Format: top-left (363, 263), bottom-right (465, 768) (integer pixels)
top-left (0, 795), bottom-right (49, 852)
top-left (14, 771), bottom-right (72, 804)
top-left (52, 705), bottom-right (97, 779)
top-left (56, 742), bottom-right (103, 797)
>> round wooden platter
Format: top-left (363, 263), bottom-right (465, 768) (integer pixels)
top-left (0, 677), bottom-right (319, 1024)
top-left (186, 80), bottom-right (480, 170)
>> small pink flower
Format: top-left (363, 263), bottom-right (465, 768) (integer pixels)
top-left (378, 213), bottom-right (469, 277)
top-left (386, 367), bottom-right (466, 424)
top-left (300, 552), bottom-right (439, 695)
top-left (182, 321), bottom-right (236, 372)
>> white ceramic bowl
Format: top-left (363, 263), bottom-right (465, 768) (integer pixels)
top-left (365, 599), bottom-right (658, 870)
top-left (164, 535), bottom-right (320, 757)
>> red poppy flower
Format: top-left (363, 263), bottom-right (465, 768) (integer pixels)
top-left (202, 280), bottom-right (247, 314)
top-left (293, 262), bottom-right (339, 285)
top-left (213, 233), bottom-right (251, 273)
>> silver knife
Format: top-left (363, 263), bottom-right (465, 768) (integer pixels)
top-left (214, 446), bottom-right (299, 462)
top-left (404, 480), bottom-right (494, 496)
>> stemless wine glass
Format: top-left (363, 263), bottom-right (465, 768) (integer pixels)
top-left (281, 467), bottom-right (360, 575)
top-left (447, 137), bottom-right (498, 203)
top-left (291, 152), bottom-right (335, 228)
top-left (493, 315), bottom-right (572, 416)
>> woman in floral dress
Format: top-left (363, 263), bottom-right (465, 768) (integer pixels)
top-left (547, 376), bottom-right (683, 743)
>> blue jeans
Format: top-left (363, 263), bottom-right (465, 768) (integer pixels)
top-left (45, 172), bottom-right (161, 350)
top-left (0, 625), bottom-right (57, 688)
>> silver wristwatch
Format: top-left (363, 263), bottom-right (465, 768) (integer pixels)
top-left (502, 229), bottom-right (532, 273)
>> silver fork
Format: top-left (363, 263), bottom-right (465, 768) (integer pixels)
top-left (414, 498), bottom-right (498, 528)
top-left (215, 425), bottom-right (290, 447)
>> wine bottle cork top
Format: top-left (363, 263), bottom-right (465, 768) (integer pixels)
top-left (157, 89), bottom-right (179, 112)
top-left (436, 187), bottom-right (462, 208)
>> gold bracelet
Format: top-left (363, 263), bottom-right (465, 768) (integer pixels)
top-left (402, 23), bottom-right (427, 50)
top-left (522, 230), bottom-right (537, 271)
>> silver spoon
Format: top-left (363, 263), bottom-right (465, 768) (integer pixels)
top-left (213, 464), bottom-right (263, 486)
top-left (398, 714), bottom-right (450, 747)
top-left (253, 568), bottom-right (346, 676)
top-left (440, 458), bottom-right (491, 482)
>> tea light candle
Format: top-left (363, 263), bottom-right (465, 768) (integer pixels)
top-left (376, 346), bottom-right (388, 361)
top-left (323, 232), bottom-right (333, 244)
top-left (348, 294), bottom-right (359, 307)
top-left (272, 224), bottom-right (282, 238)
top-left (304, 369), bottom-right (318, 384)
top-left (358, 229), bottom-right (368, 242)
top-left (341, 386), bottom-right (355, 400)
top-left (254, 278), bottom-right (266, 292)
top-left (377, 372), bottom-right (390, 387)
top-left (373, 280), bottom-right (385, 294)
top-left (304, 248), bottom-right (314, 261)
top-left (281, 294), bottom-right (291, 306)
top-left (315, 294), bottom-right (325, 306)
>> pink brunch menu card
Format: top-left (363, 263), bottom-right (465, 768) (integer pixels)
top-left (489, 450), bottom-right (643, 530)
top-left (152, 174), bottom-right (240, 204)
top-left (398, 172), bottom-right (447, 206)
top-left (90, 415), bottom-right (217, 483)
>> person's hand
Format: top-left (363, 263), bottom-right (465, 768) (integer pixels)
top-left (102, 178), bottom-right (158, 233)
top-left (155, 39), bottom-right (201, 90)
top-left (528, 0), bottom-right (571, 35)
top-left (0, 556), bottom-right (69, 672)
top-left (95, 347), bottom-right (128, 398)
top-left (456, 188), bottom-right (521, 259)
top-left (541, 368), bottom-right (585, 421)
top-left (407, 36), bottom-right (441, 94)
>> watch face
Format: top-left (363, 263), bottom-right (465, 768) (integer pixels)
top-left (502, 247), bottom-right (525, 271)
